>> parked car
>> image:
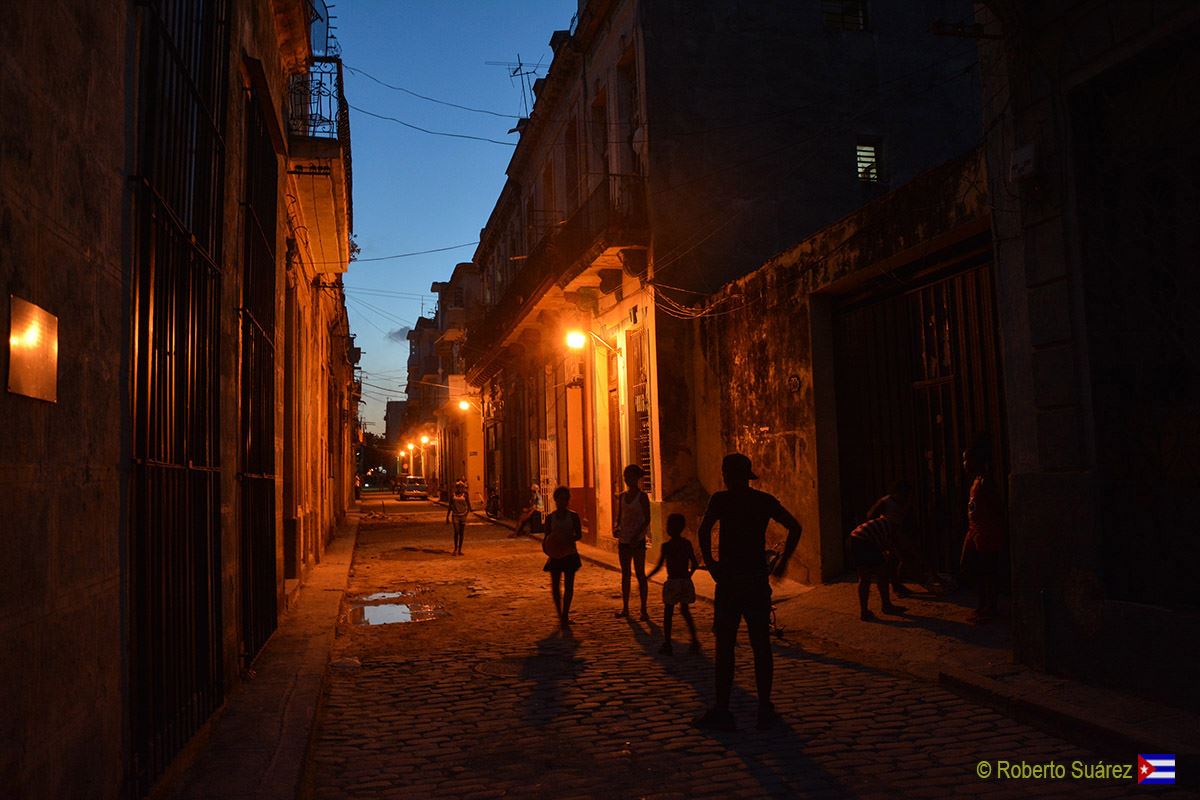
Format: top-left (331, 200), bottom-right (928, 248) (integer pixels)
top-left (397, 476), bottom-right (430, 500)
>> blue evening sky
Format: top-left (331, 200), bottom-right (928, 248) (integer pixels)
top-left (336, 1), bottom-right (575, 431)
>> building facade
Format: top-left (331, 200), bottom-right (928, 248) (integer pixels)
top-left (431, 263), bottom-right (485, 505)
top-left (0, 1), bottom-right (358, 795)
top-left (694, 151), bottom-right (996, 583)
top-left (465, 0), bottom-right (981, 546)
top-left (975, 0), bottom-right (1200, 710)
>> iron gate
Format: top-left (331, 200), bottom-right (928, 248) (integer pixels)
top-left (128, 0), bottom-right (229, 792)
top-left (835, 259), bottom-right (1004, 573)
top-left (239, 90), bottom-right (279, 661)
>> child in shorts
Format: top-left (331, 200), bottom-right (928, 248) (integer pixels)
top-left (849, 515), bottom-right (906, 621)
top-left (647, 513), bottom-right (700, 655)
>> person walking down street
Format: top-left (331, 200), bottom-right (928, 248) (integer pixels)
top-left (695, 453), bottom-right (803, 732)
top-left (613, 464), bottom-right (652, 621)
top-left (647, 513), bottom-right (701, 655)
top-left (515, 483), bottom-right (544, 536)
top-left (446, 480), bottom-right (472, 556)
top-left (542, 486), bottom-right (583, 630)
top-left (961, 438), bottom-right (1005, 624)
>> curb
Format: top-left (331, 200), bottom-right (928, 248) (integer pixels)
top-left (937, 669), bottom-right (1198, 759)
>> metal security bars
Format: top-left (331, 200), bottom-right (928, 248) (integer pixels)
top-left (128, 0), bottom-right (229, 793)
top-left (239, 91), bottom-right (280, 663)
top-left (822, 0), bottom-right (868, 31)
top-left (856, 140), bottom-right (882, 183)
top-left (835, 257), bottom-right (1004, 573)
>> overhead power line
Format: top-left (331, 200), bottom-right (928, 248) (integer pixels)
top-left (335, 241), bottom-right (480, 265)
top-left (343, 63), bottom-right (520, 119)
top-left (349, 103), bottom-right (516, 146)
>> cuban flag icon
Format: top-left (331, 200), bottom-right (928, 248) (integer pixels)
top-left (1138, 754), bottom-right (1176, 785)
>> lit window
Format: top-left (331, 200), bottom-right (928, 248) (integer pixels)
top-left (823, 0), bottom-right (868, 32)
top-left (856, 140), bottom-right (882, 183)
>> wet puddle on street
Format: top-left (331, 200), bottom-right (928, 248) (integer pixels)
top-left (345, 590), bottom-right (443, 625)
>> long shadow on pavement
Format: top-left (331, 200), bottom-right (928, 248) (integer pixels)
top-left (591, 614), bottom-right (861, 796)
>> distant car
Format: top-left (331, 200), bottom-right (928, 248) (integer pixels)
top-left (397, 476), bottom-right (430, 500)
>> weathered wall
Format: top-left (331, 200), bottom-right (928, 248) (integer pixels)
top-left (979, 0), bottom-right (1200, 709)
top-left (643, 0), bottom-right (984, 516)
top-left (641, 0), bottom-right (983, 296)
top-left (0, 0), bottom-right (351, 795)
top-left (692, 153), bottom-right (990, 581)
top-left (0, 1), bottom-right (130, 796)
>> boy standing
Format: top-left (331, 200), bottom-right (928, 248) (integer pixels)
top-left (696, 453), bottom-right (803, 732)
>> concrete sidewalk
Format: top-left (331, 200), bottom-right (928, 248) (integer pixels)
top-left (160, 511), bottom-right (360, 800)
top-left (476, 509), bottom-right (1197, 759)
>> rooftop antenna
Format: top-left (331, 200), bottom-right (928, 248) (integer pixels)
top-left (485, 54), bottom-right (546, 117)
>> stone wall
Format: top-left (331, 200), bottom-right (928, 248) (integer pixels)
top-left (979, 0), bottom-right (1200, 710)
top-left (0, 1), bottom-right (130, 795)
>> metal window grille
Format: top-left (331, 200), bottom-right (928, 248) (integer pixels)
top-left (835, 255), bottom-right (1004, 573)
top-left (128, 0), bottom-right (229, 792)
top-left (856, 142), bottom-right (882, 183)
top-left (823, 0), bottom-right (868, 31)
top-left (626, 328), bottom-right (654, 497)
top-left (239, 90), bottom-right (279, 663)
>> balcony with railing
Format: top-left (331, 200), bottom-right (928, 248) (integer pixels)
top-left (288, 6), bottom-right (353, 273)
top-left (465, 174), bottom-right (648, 378)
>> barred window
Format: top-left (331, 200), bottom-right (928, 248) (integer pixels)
top-left (857, 139), bottom-right (883, 183)
top-left (823, 0), bottom-right (868, 32)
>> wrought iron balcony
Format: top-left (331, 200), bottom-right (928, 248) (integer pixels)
top-left (287, 54), bottom-right (353, 270)
top-left (466, 174), bottom-right (648, 376)
top-left (288, 56), bottom-right (347, 141)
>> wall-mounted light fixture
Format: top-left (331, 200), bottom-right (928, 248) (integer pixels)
top-left (564, 328), bottom-right (619, 355)
top-left (8, 296), bottom-right (58, 403)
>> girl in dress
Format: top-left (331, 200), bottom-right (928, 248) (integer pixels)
top-left (542, 486), bottom-right (583, 629)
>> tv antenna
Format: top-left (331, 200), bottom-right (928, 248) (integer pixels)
top-left (485, 54), bottom-right (547, 117)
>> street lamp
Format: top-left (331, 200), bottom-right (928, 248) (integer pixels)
top-left (565, 328), bottom-right (619, 354)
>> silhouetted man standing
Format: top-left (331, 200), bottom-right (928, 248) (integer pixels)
top-left (695, 453), bottom-right (802, 731)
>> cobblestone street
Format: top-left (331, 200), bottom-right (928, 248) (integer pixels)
top-left (306, 500), bottom-right (1175, 799)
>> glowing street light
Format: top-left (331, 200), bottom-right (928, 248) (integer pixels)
top-left (420, 435), bottom-right (429, 445)
top-left (458, 399), bottom-right (471, 411)
top-left (565, 328), bottom-right (619, 354)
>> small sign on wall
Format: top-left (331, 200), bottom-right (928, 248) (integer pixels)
top-left (8, 296), bottom-right (58, 403)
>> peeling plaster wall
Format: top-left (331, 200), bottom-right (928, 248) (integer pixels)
top-left (642, 0), bottom-right (984, 548)
top-left (693, 153), bottom-right (990, 582)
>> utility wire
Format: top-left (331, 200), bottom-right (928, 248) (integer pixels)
top-left (350, 103), bottom-right (516, 146)
top-left (352, 241), bottom-right (480, 263)
top-left (344, 287), bottom-right (437, 299)
top-left (343, 63), bottom-right (520, 119)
